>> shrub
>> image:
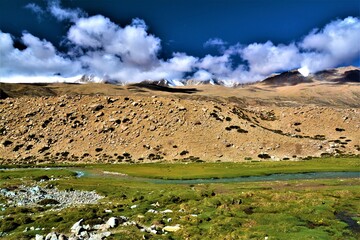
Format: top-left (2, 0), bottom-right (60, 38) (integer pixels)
top-left (38, 199), bottom-right (60, 205)
top-left (335, 128), bottom-right (345, 132)
top-left (12, 144), bottom-right (23, 152)
top-left (237, 128), bottom-right (248, 133)
top-left (2, 140), bottom-right (13, 147)
top-left (180, 150), bottom-right (189, 156)
top-left (0, 218), bottom-right (20, 232)
top-left (33, 175), bottom-right (50, 181)
top-left (18, 215), bottom-right (34, 225)
top-left (258, 153), bottom-right (271, 159)
top-left (38, 146), bottom-right (50, 153)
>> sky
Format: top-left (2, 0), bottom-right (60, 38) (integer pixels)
top-left (0, 0), bottom-right (359, 84)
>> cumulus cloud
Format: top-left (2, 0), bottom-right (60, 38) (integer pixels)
top-left (193, 70), bottom-right (213, 81)
top-left (1, 1), bottom-right (359, 84)
top-left (197, 54), bottom-right (232, 75)
top-left (68, 16), bottom-right (161, 68)
top-left (241, 41), bottom-right (301, 76)
top-left (0, 31), bottom-right (81, 78)
top-left (299, 16), bottom-right (360, 73)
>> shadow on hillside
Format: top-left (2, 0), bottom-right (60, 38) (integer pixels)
top-left (128, 83), bottom-right (201, 94)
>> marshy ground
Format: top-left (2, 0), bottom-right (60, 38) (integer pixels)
top-left (0, 158), bottom-right (359, 239)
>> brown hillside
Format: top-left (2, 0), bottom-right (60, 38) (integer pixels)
top-left (0, 81), bottom-right (359, 164)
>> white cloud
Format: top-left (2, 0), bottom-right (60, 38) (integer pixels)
top-left (299, 16), bottom-right (360, 73)
top-left (0, 75), bottom-right (84, 83)
top-left (25, 3), bottom-right (45, 15)
top-left (0, 31), bottom-right (81, 78)
top-left (48, 0), bottom-right (85, 22)
top-left (204, 38), bottom-right (227, 47)
top-left (165, 53), bottom-right (198, 72)
top-left (68, 16), bottom-right (161, 68)
top-left (0, 31), bottom-right (13, 54)
top-left (197, 54), bottom-right (232, 75)
top-left (67, 15), bottom-right (116, 48)
top-left (192, 70), bottom-right (213, 81)
top-left (241, 41), bottom-right (301, 76)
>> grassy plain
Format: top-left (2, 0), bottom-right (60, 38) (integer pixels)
top-left (84, 157), bottom-right (360, 179)
top-left (0, 158), bottom-right (359, 239)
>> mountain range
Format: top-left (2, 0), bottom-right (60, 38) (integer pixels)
top-left (75, 66), bottom-right (360, 88)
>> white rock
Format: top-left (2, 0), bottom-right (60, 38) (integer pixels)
top-left (130, 204), bottom-right (138, 209)
top-left (74, 226), bottom-right (83, 236)
top-left (35, 234), bottom-right (44, 240)
top-left (92, 224), bottom-right (106, 230)
top-left (83, 224), bottom-right (91, 230)
top-left (163, 224), bottom-right (181, 232)
top-left (58, 234), bottom-right (67, 240)
top-left (45, 232), bottom-right (58, 240)
top-left (92, 231), bottom-right (111, 239)
top-left (147, 209), bottom-right (158, 214)
top-left (70, 219), bottom-right (83, 233)
top-left (161, 209), bottom-right (173, 214)
top-left (119, 216), bottom-right (128, 223)
top-left (80, 230), bottom-right (89, 238)
top-left (106, 217), bottom-right (119, 228)
top-left (150, 202), bottom-right (160, 207)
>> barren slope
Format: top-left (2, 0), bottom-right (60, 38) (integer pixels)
top-left (0, 81), bottom-right (359, 164)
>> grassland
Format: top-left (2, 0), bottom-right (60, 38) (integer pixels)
top-left (83, 157), bottom-right (360, 179)
top-left (0, 158), bottom-right (359, 239)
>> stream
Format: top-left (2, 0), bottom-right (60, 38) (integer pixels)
top-left (76, 169), bottom-right (359, 184)
top-left (1, 167), bottom-right (359, 184)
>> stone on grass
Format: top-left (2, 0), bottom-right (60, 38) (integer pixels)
top-left (106, 217), bottom-right (119, 228)
top-left (35, 234), bottom-right (44, 240)
top-left (163, 224), bottom-right (181, 232)
top-left (70, 219), bottom-right (83, 233)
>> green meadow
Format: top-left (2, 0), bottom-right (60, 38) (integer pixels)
top-left (83, 157), bottom-right (360, 179)
top-left (0, 157), bottom-right (359, 239)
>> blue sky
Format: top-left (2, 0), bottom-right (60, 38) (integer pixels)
top-left (0, 0), bottom-right (359, 83)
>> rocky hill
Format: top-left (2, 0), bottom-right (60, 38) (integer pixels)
top-left (1, 76), bottom-right (359, 164)
top-left (261, 66), bottom-right (360, 86)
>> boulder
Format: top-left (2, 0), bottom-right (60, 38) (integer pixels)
top-left (35, 234), bottom-right (44, 240)
top-left (70, 219), bottom-right (83, 233)
top-left (91, 104), bottom-right (104, 112)
top-left (89, 231), bottom-right (111, 240)
top-left (106, 217), bottom-right (119, 228)
top-left (58, 234), bottom-right (68, 240)
top-left (119, 216), bottom-right (128, 223)
top-left (45, 232), bottom-right (58, 240)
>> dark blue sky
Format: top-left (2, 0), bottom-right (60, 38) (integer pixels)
top-left (0, 0), bottom-right (359, 83)
top-left (1, 0), bottom-right (359, 58)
